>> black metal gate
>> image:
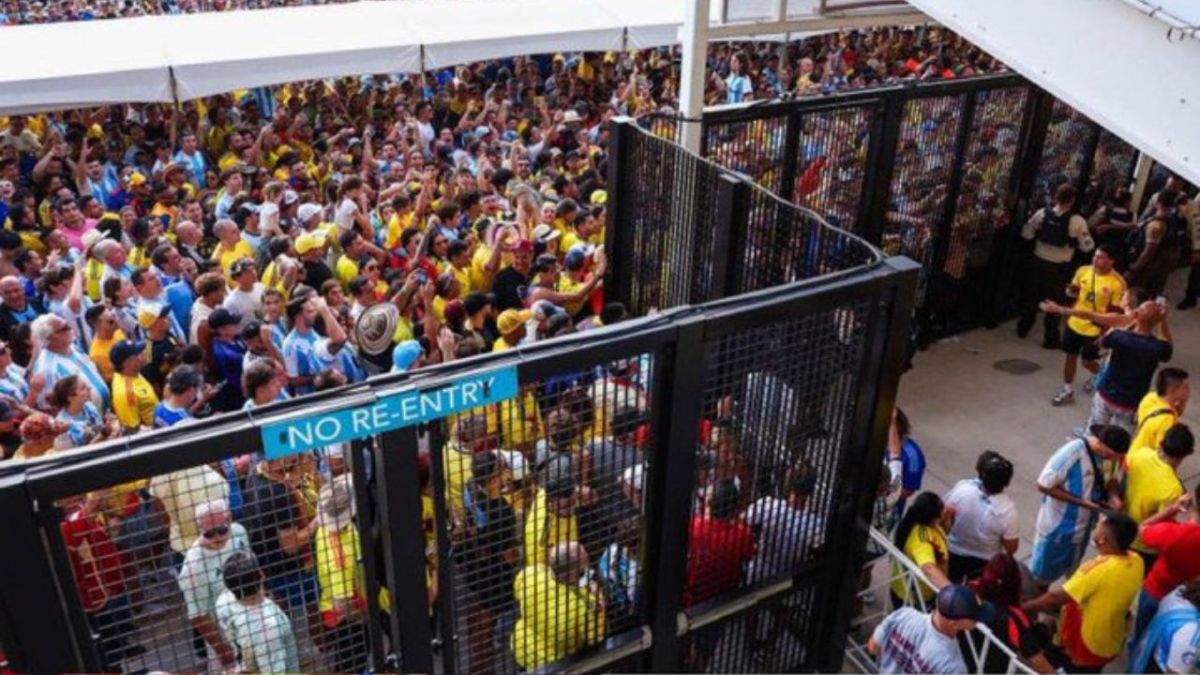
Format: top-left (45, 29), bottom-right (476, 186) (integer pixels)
top-left (0, 251), bottom-right (915, 672)
top-left (630, 74), bottom-right (1143, 345)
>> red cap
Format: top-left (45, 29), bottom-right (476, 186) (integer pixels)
top-left (512, 239), bottom-right (534, 253)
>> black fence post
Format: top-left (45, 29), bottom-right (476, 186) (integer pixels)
top-left (0, 476), bottom-right (85, 672)
top-left (605, 117), bottom-right (637, 311)
top-left (641, 322), bottom-right (706, 671)
top-left (348, 439), bottom-right (387, 671)
top-left (779, 109), bottom-right (803, 201)
top-left (425, 420), bottom-right (460, 675)
top-left (710, 173), bottom-right (752, 300)
top-left (858, 91), bottom-right (904, 247)
top-left (375, 427), bottom-right (434, 673)
top-left (813, 257), bottom-right (920, 672)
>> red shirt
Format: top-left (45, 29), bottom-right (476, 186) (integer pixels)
top-left (61, 509), bottom-right (127, 613)
top-left (684, 516), bottom-right (755, 608)
top-left (1142, 521), bottom-right (1200, 599)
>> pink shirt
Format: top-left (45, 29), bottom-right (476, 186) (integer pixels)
top-left (60, 219), bottom-right (99, 253)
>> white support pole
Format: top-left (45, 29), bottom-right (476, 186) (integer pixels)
top-left (1131, 151), bottom-right (1155, 213)
top-left (679, 0), bottom-right (711, 154)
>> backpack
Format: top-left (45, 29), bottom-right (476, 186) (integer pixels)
top-left (1037, 208), bottom-right (1072, 248)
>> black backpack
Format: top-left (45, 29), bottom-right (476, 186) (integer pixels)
top-left (1038, 208), bottom-right (1072, 248)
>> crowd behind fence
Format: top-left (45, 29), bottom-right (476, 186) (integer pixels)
top-left (0, 124), bottom-right (916, 674)
top-left (628, 73), bottom-right (1145, 344)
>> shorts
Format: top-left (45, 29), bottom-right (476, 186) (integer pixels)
top-left (1031, 531), bottom-right (1089, 585)
top-left (1086, 394), bottom-right (1136, 433)
top-left (1062, 327), bottom-right (1101, 360)
top-left (266, 568), bottom-right (320, 612)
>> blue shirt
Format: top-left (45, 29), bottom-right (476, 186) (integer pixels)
top-left (212, 339), bottom-right (248, 412)
top-left (1097, 330), bottom-right (1173, 409)
top-left (57, 402), bottom-right (103, 448)
top-left (282, 328), bottom-right (321, 396)
top-left (164, 280), bottom-right (196, 335)
top-left (153, 401), bottom-right (192, 428)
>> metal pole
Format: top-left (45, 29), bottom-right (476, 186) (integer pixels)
top-left (679, 0), bottom-right (711, 154)
top-left (1131, 151), bottom-right (1155, 213)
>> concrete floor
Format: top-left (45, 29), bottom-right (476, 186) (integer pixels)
top-left (898, 269), bottom-right (1200, 558)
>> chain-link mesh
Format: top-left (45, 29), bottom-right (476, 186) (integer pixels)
top-left (790, 104), bottom-right (875, 235)
top-left (54, 447), bottom-right (375, 673)
top-left (704, 114), bottom-right (789, 195)
top-left (1086, 128), bottom-right (1138, 213)
top-left (680, 300), bottom-right (870, 671)
top-left (880, 95), bottom-right (967, 306)
top-left (435, 353), bottom-right (655, 674)
top-left (637, 114), bottom-right (684, 144)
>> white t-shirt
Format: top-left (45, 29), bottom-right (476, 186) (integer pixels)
top-left (743, 496), bottom-right (825, 584)
top-left (259, 202), bottom-right (280, 235)
top-left (872, 607), bottom-right (967, 674)
top-left (148, 465), bottom-right (230, 553)
top-left (215, 590), bottom-right (300, 674)
top-left (178, 524), bottom-right (251, 619)
top-left (223, 284), bottom-right (265, 328)
top-left (944, 478), bottom-right (1019, 559)
top-left (334, 198), bottom-right (359, 232)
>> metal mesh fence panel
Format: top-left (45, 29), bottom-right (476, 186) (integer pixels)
top-left (929, 86), bottom-right (1028, 331)
top-left (1031, 99), bottom-right (1098, 210)
top-left (1086, 129), bottom-right (1138, 212)
top-left (880, 95), bottom-right (967, 307)
top-left (681, 582), bottom-right (820, 673)
top-left (791, 104), bottom-right (875, 235)
top-left (624, 132), bottom-right (723, 314)
top-left (637, 115), bottom-right (683, 144)
top-left (434, 352), bottom-right (656, 674)
top-left (704, 114), bottom-right (790, 195)
top-left (738, 187), bottom-right (880, 293)
top-left (52, 446), bottom-right (377, 673)
top-left (681, 299), bottom-right (870, 669)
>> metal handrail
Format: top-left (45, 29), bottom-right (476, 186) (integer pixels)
top-left (844, 527), bottom-right (1036, 675)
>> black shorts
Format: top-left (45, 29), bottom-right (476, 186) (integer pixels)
top-left (1062, 327), bottom-right (1100, 360)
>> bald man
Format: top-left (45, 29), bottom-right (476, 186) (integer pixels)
top-left (512, 540), bottom-right (606, 669)
top-left (175, 220), bottom-right (206, 268)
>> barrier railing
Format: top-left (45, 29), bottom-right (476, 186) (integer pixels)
top-left (619, 74), bottom-right (1142, 346)
top-left (844, 528), bottom-right (1036, 675)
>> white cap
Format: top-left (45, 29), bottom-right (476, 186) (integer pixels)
top-left (621, 464), bottom-right (644, 492)
top-left (297, 203), bottom-right (322, 224)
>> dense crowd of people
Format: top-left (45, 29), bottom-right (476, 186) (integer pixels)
top-left (2, 1), bottom-right (1195, 671)
top-left (0, 14), bottom-right (1023, 671)
top-left (868, 177), bottom-right (1199, 673)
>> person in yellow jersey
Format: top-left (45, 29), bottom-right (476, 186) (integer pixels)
top-left (1052, 246), bottom-right (1125, 407)
top-left (109, 339), bottom-right (158, 432)
top-left (1127, 424), bottom-right (1194, 568)
top-left (85, 306), bottom-right (126, 383)
top-left (491, 308), bottom-right (542, 451)
top-left (1023, 512), bottom-right (1143, 671)
top-left (211, 219), bottom-right (253, 280)
top-left (890, 492), bottom-right (951, 607)
top-left (1133, 368), bottom-right (1190, 454)
top-left (512, 539), bottom-right (605, 671)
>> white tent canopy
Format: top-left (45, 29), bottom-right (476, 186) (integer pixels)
top-left (905, 0), bottom-right (1200, 186)
top-left (0, 0), bottom-right (682, 114)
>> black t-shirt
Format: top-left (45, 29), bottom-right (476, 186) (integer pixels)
top-left (961, 601), bottom-right (1048, 673)
top-left (1098, 330), bottom-right (1173, 408)
top-left (492, 267), bottom-right (530, 312)
top-left (456, 491), bottom-right (518, 610)
top-left (241, 470), bottom-right (303, 578)
top-left (140, 335), bottom-right (182, 392)
top-left (303, 259), bottom-right (333, 290)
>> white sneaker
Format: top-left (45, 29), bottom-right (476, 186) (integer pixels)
top-left (1052, 389), bottom-right (1075, 406)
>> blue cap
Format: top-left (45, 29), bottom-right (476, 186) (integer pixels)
top-left (392, 340), bottom-right (423, 373)
top-left (936, 584), bottom-right (982, 621)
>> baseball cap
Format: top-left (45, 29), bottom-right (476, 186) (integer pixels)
top-left (136, 302), bottom-right (171, 329)
top-left (392, 340), bottom-right (423, 372)
top-left (1089, 424), bottom-right (1132, 455)
top-left (444, 299), bottom-right (466, 325)
top-left (129, 172), bottom-right (147, 187)
top-left (589, 189), bottom-right (608, 206)
top-left (295, 231), bottom-right (327, 255)
top-left (935, 584), bottom-right (982, 621)
top-left (530, 223), bottom-right (560, 243)
top-left (109, 340), bottom-right (146, 369)
top-left (297, 203), bottom-right (323, 224)
top-left (240, 319), bottom-right (265, 341)
top-left (497, 309), bottom-right (532, 336)
top-left (208, 307), bottom-right (241, 330)
top-left (511, 239), bottom-right (534, 254)
top-left (564, 248), bottom-right (586, 271)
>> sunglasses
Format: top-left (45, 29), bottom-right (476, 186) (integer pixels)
top-left (202, 525), bottom-right (230, 539)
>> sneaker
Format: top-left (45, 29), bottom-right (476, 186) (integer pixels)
top-left (1052, 389), bottom-right (1075, 406)
top-left (1179, 298), bottom-right (1197, 310)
